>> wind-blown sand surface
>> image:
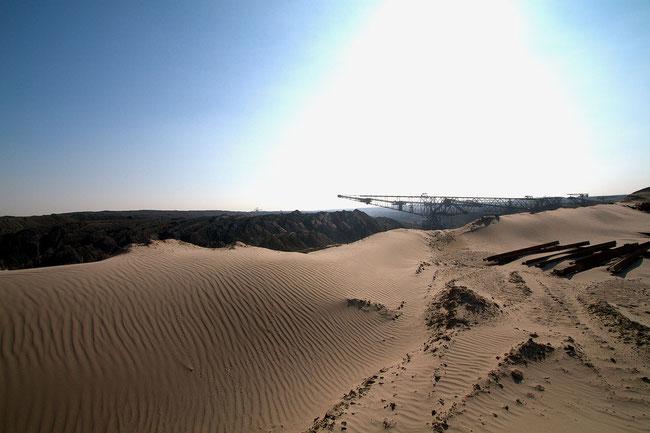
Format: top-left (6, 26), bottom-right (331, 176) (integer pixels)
top-left (1, 204), bottom-right (649, 432)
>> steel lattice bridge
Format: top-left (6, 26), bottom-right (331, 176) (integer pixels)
top-left (338, 193), bottom-right (599, 229)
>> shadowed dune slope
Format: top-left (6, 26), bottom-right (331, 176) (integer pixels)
top-left (0, 229), bottom-right (429, 433)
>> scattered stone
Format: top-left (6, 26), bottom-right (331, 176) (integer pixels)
top-left (509, 271), bottom-right (532, 295)
top-left (504, 339), bottom-right (555, 365)
top-left (588, 300), bottom-right (650, 347)
top-left (305, 371), bottom-right (382, 432)
top-left (347, 298), bottom-right (401, 320)
top-left (509, 271), bottom-right (525, 285)
top-left (431, 420), bottom-right (449, 433)
top-left (416, 261), bottom-right (432, 274)
top-left (511, 369), bottom-right (524, 383)
top-left (565, 345), bottom-right (578, 358)
top-left (426, 283), bottom-right (500, 336)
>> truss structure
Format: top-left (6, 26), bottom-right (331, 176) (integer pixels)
top-left (337, 194), bottom-right (598, 229)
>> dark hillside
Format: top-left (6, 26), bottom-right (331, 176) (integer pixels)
top-left (0, 210), bottom-right (402, 270)
top-left (622, 187), bottom-right (650, 212)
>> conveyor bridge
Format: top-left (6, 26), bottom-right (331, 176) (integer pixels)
top-left (337, 193), bottom-right (600, 229)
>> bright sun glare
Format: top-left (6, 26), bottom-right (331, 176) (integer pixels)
top-left (262, 0), bottom-right (593, 209)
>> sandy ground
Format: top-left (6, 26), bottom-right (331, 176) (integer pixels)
top-left (1, 204), bottom-right (649, 432)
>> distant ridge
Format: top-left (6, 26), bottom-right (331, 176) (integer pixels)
top-left (622, 186), bottom-right (650, 212)
top-left (0, 210), bottom-right (401, 270)
top-left (623, 187), bottom-right (650, 200)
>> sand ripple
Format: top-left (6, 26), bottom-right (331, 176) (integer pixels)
top-left (0, 230), bottom-right (429, 433)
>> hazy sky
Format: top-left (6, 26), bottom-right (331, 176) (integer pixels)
top-left (1, 0), bottom-right (649, 215)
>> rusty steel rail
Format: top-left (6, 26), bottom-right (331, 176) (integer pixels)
top-left (553, 243), bottom-right (639, 277)
top-left (608, 241), bottom-right (650, 274)
top-left (525, 241), bottom-right (616, 267)
top-left (484, 241), bottom-right (559, 263)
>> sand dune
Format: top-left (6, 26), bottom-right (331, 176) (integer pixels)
top-left (1, 230), bottom-right (429, 432)
top-left (467, 204), bottom-right (650, 252)
top-left (2, 204), bottom-right (649, 432)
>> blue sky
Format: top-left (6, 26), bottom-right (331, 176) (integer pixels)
top-left (1, 0), bottom-right (649, 215)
